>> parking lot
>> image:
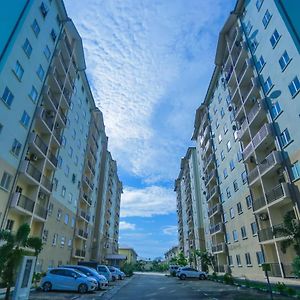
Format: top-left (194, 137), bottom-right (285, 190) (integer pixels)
top-left (29, 276), bottom-right (133, 300)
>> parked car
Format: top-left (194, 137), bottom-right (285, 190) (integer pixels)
top-left (78, 261), bottom-right (113, 282)
top-left (61, 265), bottom-right (108, 290)
top-left (41, 267), bottom-right (98, 293)
top-left (108, 266), bottom-right (126, 280)
top-left (176, 266), bottom-right (207, 280)
top-left (169, 265), bottom-right (180, 276)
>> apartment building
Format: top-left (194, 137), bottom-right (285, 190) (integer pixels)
top-left (191, 0), bottom-right (300, 279)
top-left (175, 147), bottom-right (205, 267)
top-left (164, 246), bottom-right (179, 263)
top-left (0, 0), bottom-right (122, 271)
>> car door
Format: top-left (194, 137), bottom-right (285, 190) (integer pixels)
top-left (190, 268), bottom-right (198, 278)
top-left (62, 269), bottom-right (77, 291)
top-left (52, 269), bottom-right (69, 290)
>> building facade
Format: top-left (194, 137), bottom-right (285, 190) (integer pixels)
top-left (164, 246), bottom-right (179, 263)
top-left (189, 0), bottom-right (300, 279)
top-left (0, 0), bottom-right (121, 272)
top-left (118, 247), bottom-right (138, 265)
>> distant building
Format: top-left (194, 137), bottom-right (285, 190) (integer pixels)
top-left (119, 247), bottom-right (138, 264)
top-left (164, 246), bottom-right (179, 263)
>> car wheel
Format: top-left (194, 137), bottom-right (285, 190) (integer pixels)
top-left (180, 274), bottom-right (186, 280)
top-left (118, 275), bottom-right (122, 280)
top-left (112, 276), bottom-right (116, 282)
top-left (42, 282), bottom-right (52, 292)
top-left (199, 274), bottom-right (206, 280)
top-left (78, 283), bottom-right (88, 294)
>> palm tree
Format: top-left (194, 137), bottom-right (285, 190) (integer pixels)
top-left (273, 210), bottom-right (300, 256)
top-left (0, 223), bottom-right (43, 300)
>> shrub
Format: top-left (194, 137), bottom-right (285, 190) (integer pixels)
top-left (287, 287), bottom-right (296, 296)
top-left (292, 256), bottom-right (300, 278)
top-left (275, 282), bottom-right (287, 293)
top-left (223, 273), bottom-right (234, 285)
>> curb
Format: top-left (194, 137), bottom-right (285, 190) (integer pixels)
top-left (101, 276), bottom-right (135, 300)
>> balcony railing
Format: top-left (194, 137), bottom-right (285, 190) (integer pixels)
top-left (258, 223), bottom-right (286, 242)
top-left (22, 161), bottom-right (42, 183)
top-left (212, 242), bottom-right (226, 254)
top-left (53, 129), bottom-right (62, 144)
top-left (41, 111), bottom-right (54, 131)
top-left (252, 123), bottom-right (273, 149)
top-left (48, 151), bottom-right (58, 167)
top-left (59, 108), bottom-right (67, 125)
top-left (209, 222), bottom-right (223, 235)
top-left (79, 210), bottom-right (91, 222)
top-left (208, 203), bottom-right (221, 218)
top-left (82, 193), bottom-right (92, 206)
top-left (253, 195), bottom-right (266, 212)
top-left (258, 151), bottom-right (282, 175)
top-left (247, 100), bottom-right (263, 125)
top-left (265, 183), bottom-right (290, 205)
top-left (34, 203), bottom-right (47, 220)
top-left (248, 166), bottom-right (259, 185)
top-left (74, 249), bottom-right (86, 258)
top-left (206, 185), bottom-right (218, 202)
top-left (32, 134), bottom-right (48, 155)
top-left (77, 229), bottom-right (88, 239)
top-left (205, 170), bottom-right (215, 186)
top-left (41, 175), bottom-right (53, 192)
top-left (242, 142), bottom-right (254, 160)
top-left (12, 193), bottom-right (35, 213)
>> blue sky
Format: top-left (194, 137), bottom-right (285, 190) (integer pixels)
top-left (64, 0), bottom-right (235, 259)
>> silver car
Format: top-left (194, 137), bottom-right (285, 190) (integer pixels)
top-left (176, 266), bottom-right (207, 280)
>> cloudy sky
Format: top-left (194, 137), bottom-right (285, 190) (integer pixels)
top-left (65, 0), bottom-right (235, 259)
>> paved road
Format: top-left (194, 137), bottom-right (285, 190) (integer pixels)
top-left (105, 273), bottom-right (289, 300)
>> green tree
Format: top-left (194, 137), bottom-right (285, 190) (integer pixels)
top-left (176, 251), bottom-right (188, 266)
top-left (273, 211), bottom-right (300, 256)
top-left (0, 223), bottom-right (43, 300)
top-left (195, 250), bottom-right (215, 273)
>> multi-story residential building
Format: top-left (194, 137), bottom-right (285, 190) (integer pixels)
top-left (118, 247), bottom-right (138, 265)
top-left (164, 246), bottom-right (179, 263)
top-left (0, 0), bottom-right (122, 272)
top-left (175, 147), bottom-right (205, 267)
top-left (191, 0), bottom-right (300, 279)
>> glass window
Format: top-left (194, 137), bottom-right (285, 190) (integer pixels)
top-left (220, 192), bottom-right (224, 203)
top-left (64, 214), bottom-right (69, 225)
top-left (0, 172), bottom-right (12, 190)
top-left (11, 139), bottom-right (22, 157)
top-left (262, 10), bottom-right (272, 28)
top-left (245, 253), bottom-right (252, 265)
top-left (244, 20), bottom-right (252, 36)
top-left (13, 61), bottom-right (24, 80)
top-left (223, 213), bottom-right (227, 223)
top-left (223, 168), bottom-right (228, 179)
top-left (220, 107), bottom-right (225, 118)
top-left (230, 159), bottom-right (235, 171)
top-left (241, 226), bottom-right (247, 239)
top-left (44, 45), bottom-right (51, 61)
top-left (221, 151), bottom-right (225, 161)
top-left (230, 208), bottom-right (235, 219)
top-left (0, 123), bottom-right (3, 134)
top-left (68, 193), bottom-right (73, 203)
top-left (61, 186), bottom-right (66, 197)
top-left (22, 39), bottom-right (32, 57)
top-left (2, 87), bottom-right (14, 107)
top-left (256, 55), bottom-right (265, 73)
top-left (68, 239), bottom-right (72, 247)
top-left (75, 155), bottom-right (79, 166)
top-left (270, 29), bottom-right (281, 48)
top-left (270, 101), bottom-right (281, 119)
top-left (57, 209), bottom-right (62, 220)
top-left (250, 37), bottom-right (259, 52)
top-left (256, 251), bottom-right (264, 265)
top-left (256, 0), bottom-right (263, 11)
top-left (71, 217), bottom-right (75, 228)
top-left (225, 232), bottom-right (230, 244)
top-left (218, 134), bottom-right (222, 143)
top-left (246, 195), bottom-right (252, 208)
top-left (226, 187), bottom-right (231, 199)
top-left (233, 230), bottom-right (238, 242)
top-left (40, 2), bottom-right (48, 18)
top-left (228, 255), bottom-right (233, 266)
top-left (62, 136), bottom-right (67, 147)
top-left (280, 128), bottom-right (291, 147)
top-left (263, 76), bottom-right (273, 94)
top-left (65, 165), bottom-right (69, 177)
top-left (236, 254), bottom-right (242, 266)
top-left (29, 86), bottom-right (38, 103)
top-left (68, 146), bottom-right (73, 158)
top-left (227, 141), bottom-right (231, 152)
top-left (5, 219), bottom-right (14, 231)
top-left (223, 123), bottom-right (228, 134)
top-left (60, 236), bottom-right (65, 247)
top-left (20, 111), bottom-right (30, 128)
top-left (279, 51), bottom-right (291, 71)
top-left (233, 180), bottom-right (239, 192)
top-left (52, 233), bottom-right (58, 246)
top-left (291, 162), bottom-right (300, 181)
top-left (237, 202), bottom-right (242, 213)
top-left (216, 119), bottom-right (220, 128)
top-left (241, 171), bottom-right (248, 184)
top-left (237, 150), bottom-right (243, 162)
top-left (36, 65), bottom-right (45, 81)
top-left (50, 29), bottom-right (57, 42)
top-left (288, 76), bottom-right (300, 97)
top-left (251, 222), bottom-right (258, 235)
top-left (32, 19), bottom-right (40, 36)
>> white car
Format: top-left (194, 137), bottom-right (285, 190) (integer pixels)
top-left (176, 266), bottom-right (207, 280)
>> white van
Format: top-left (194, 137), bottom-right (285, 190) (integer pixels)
top-left (169, 265), bottom-right (180, 276)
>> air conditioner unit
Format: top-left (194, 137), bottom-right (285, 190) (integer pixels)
top-left (232, 125), bottom-right (237, 131)
top-left (228, 105), bottom-right (233, 112)
top-left (30, 154), bottom-right (38, 161)
top-left (39, 192), bottom-right (46, 200)
top-left (259, 213), bottom-right (269, 221)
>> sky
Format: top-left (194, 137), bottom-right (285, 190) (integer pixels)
top-left (64, 0), bottom-right (235, 259)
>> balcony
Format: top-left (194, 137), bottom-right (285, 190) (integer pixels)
top-left (208, 203), bottom-right (222, 218)
top-left (206, 185), bottom-right (219, 202)
top-left (238, 118), bottom-right (248, 140)
top-left (248, 166), bottom-right (259, 186)
top-left (209, 222), bottom-right (224, 235)
top-left (29, 133), bottom-right (48, 156)
top-left (74, 249), bottom-right (86, 258)
top-left (87, 160), bottom-right (96, 176)
top-left (58, 108), bottom-right (67, 125)
top-left (34, 203), bottom-right (47, 221)
top-left (37, 107), bottom-right (54, 133)
top-left (10, 193), bottom-right (35, 215)
top-left (258, 223), bottom-right (287, 243)
top-left (20, 161), bottom-right (42, 184)
top-left (203, 153), bottom-right (214, 171)
top-left (205, 170), bottom-right (215, 186)
top-left (48, 151), bottom-right (58, 168)
top-left (242, 142), bottom-right (254, 161)
top-left (253, 195), bottom-right (266, 212)
top-left (45, 87), bottom-right (59, 109)
top-left (247, 99), bottom-right (265, 126)
top-left (258, 151), bottom-right (282, 176)
top-left (53, 129), bottom-right (62, 145)
top-left (77, 229), bottom-right (88, 240)
top-left (212, 242), bottom-right (227, 254)
top-left (79, 210), bottom-right (90, 222)
top-left (82, 193), bottom-right (92, 206)
top-left (41, 175), bottom-right (53, 192)
top-left (83, 176), bottom-right (94, 191)
top-left (252, 123), bottom-right (273, 150)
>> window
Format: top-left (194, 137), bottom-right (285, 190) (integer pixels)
top-left (40, 2), bottom-right (48, 18)
top-left (237, 202), bottom-right (243, 214)
top-left (250, 37), bottom-right (259, 52)
top-left (53, 178), bottom-right (58, 191)
top-left (227, 141), bottom-right (231, 152)
top-left (61, 186), bottom-right (66, 197)
top-left (0, 172), bottom-right (12, 190)
top-left (244, 20), bottom-right (252, 36)
top-left (36, 65), bottom-right (45, 81)
top-left (65, 165), bottom-right (69, 177)
top-left (52, 234), bottom-right (58, 246)
top-left (251, 222), bottom-right (258, 235)
top-left (11, 139), bottom-right (22, 157)
top-left (226, 187), bottom-right (231, 199)
top-left (31, 19), bottom-right (40, 36)
top-left (256, 251), bottom-right (264, 265)
top-left (233, 230), bottom-right (238, 242)
top-left (68, 146), bottom-right (73, 158)
top-left (57, 209), bottom-right (62, 221)
top-left (237, 150), bottom-right (243, 162)
top-left (20, 111), bottom-right (30, 128)
top-left (220, 107), bottom-right (225, 118)
top-left (22, 39), bottom-right (32, 57)
top-left (230, 111), bottom-right (235, 123)
top-left (233, 179), bottom-right (239, 192)
top-left (291, 162), bottom-right (300, 181)
top-left (263, 76), bottom-right (273, 94)
top-left (246, 195), bottom-right (252, 208)
top-left (256, 0), bottom-right (263, 11)
top-left (225, 232), bottom-right (230, 244)
top-left (220, 192), bottom-right (224, 203)
top-left (226, 95), bottom-right (231, 105)
top-left (29, 86), bottom-right (38, 103)
top-left (218, 94), bottom-right (222, 103)
top-left (57, 156), bottom-right (62, 168)
top-left (50, 29), bottom-right (57, 42)
top-left (223, 124), bottom-right (228, 134)
top-left (256, 55), bottom-right (265, 73)
top-left (223, 213), bottom-right (228, 223)
top-left (221, 151), bottom-right (225, 161)
top-left (262, 10), bottom-right (272, 28)
top-left (71, 217), bottom-right (75, 228)
top-left (213, 105), bottom-right (217, 114)
top-left (68, 193), bottom-right (73, 203)
top-left (270, 101), bottom-right (282, 119)
top-left (241, 171), bottom-right (247, 184)
top-left (241, 226), bottom-right (247, 239)
top-left (5, 219), bottom-right (14, 231)
top-left (245, 253), bottom-right (252, 265)
top-left (270, 29), bottom-right (281, 48)
top-left (230, 208), bottom-right (235, 219)
top-left (64, 214), bottom-right (69, 225)
top-left (280, 128), bottom-right (291, 147)
top-left (42, 229), bottom-right (48, 242)
top-left (223, 168), bottom-right (228, 179)
top-left (218, 134), bottom-right (222, 143)
top-left (279, 51), bottom-right (291, 71)
top-left (13, 61), bottom-right (24, 81)
top-left (62, 136), bottom-right (66, 147)
top-left (2, 87), bottom-right (14, 107)
top-left (68, 239), bottom-right (72, 247)
top-left (48, 202), bottom-right (53, 216)
top-left (230, 160), bottom-right (235, 171)
top-left (228, 255), bottom-right (233, 266)
top-left (236, 254), bottom-right (242, 266)
top-left (75, 112), bottom-right (79, 122)
top-left (44, 45), bottom-right (51, 61)
top-left (216, 119), bottom-right (220, 128)
top-left (288, 76), bottom-right (300, 97)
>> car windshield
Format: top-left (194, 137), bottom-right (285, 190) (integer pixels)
top-left (74, 270), bottom-right (87, 277)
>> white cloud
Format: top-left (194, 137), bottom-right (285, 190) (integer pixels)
top-left (119, 221), bottom-right (136, 230)
top-left (121, 186), bottom-right (176, 217)
top-left (162, 225), bottom-right (178, 236)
